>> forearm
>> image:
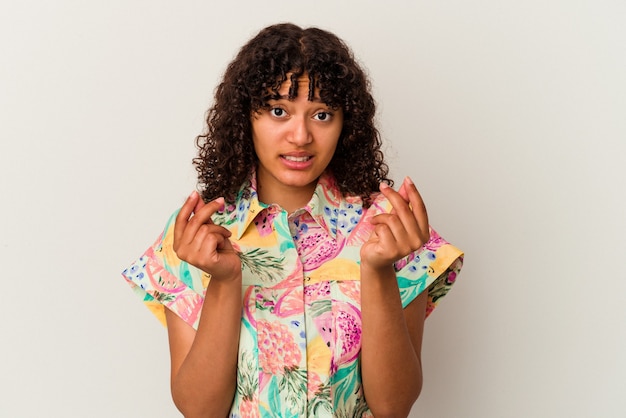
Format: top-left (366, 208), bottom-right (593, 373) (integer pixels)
top-left (172, 279), bottom-right (242, 417)
top-left (360, 264), bottom-right (423, 417)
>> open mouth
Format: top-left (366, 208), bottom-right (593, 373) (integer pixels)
top-left (282, 155), bottom-right (312, 162)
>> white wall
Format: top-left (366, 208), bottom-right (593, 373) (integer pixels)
top-left (1, 1), bottom-right (624, 417)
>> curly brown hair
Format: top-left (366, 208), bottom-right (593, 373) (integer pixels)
top-left (194, 23), bottom-right (392, 206)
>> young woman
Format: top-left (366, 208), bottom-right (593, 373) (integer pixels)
top-left (123, 23), bottom-right (463, 418)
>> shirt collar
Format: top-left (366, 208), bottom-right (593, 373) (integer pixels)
top-left (234, 171), bottom-right (357, 240)
top-left (233, 173), bottom-right (265, 240)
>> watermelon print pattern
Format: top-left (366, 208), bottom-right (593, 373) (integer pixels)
top-left (122, 172), bottom-right (464, 417)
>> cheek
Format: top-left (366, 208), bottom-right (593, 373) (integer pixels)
top-left (322, 140), bottom-right (340, 164)
top-left (251, 136), bottom-right (259, 155)
top-left (251, 135), bottom-right (266, 163)
top-left (330, 121), bottom-right (343, 150)
top-left (330, 131), bottom-right (342, 153)
top-left (251, 125), bottom-right (268, 150)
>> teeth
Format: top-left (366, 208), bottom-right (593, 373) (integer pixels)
top-left (283, 155), bottom-right (310, 162)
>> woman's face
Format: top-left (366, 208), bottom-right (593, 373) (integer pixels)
top-left (251, 74), bottom-right (343, 208)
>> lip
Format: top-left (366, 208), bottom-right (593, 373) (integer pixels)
top-left (280, 152), bottom-right (314, 170)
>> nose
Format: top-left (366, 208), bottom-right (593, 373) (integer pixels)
top-left (288, 116), bottom-right (312, 146)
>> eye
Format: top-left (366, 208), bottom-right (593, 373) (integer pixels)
top-left (313, 111), bottom-right (332, 121)
top-left (270, 107), bottom-right (287, 118)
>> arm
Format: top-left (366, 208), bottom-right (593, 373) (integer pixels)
top-left (165, 192), bottom-right (243, 418)
top-left (360, 178), bottom-right (430, 417)
top-left (360, 265), bottom-right (427, 417)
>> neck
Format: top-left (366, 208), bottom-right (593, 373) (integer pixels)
top-left (255, 177), bottom-right (317, 214)
top-left (258, 184), bottom-right (316, 213)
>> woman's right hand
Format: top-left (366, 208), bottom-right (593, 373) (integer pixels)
top-left (173, 191), bottom-right (242, 282)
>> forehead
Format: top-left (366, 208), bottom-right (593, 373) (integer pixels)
top-left (277, 73), bottom-right (319, 98)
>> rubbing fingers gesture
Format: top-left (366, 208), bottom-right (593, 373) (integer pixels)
top-left (173, 191), bottom-right (242, 282)
top-left (360, 177), bottom-right (430, 271)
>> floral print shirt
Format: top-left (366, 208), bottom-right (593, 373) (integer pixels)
top-left (122, 173), bottom-right (464, 417)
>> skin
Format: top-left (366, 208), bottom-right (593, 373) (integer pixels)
top-left (168, 193), bottom-right (242, 418)
top-left (360, 178), bottom-right (430, 417)
top-left (165, 76), bottom-right (430, 418)
top-left (251, 75), bottom-right (343, 212)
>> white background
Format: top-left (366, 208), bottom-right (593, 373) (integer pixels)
top-left (1, 1), bottom-right (625, 417)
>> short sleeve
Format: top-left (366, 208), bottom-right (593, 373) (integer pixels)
top-left (395, 227), bottom-right (464, 317)
top-left (121, 211), bottom-right (209, 329)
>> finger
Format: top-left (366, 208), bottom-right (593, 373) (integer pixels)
top-left (379, 181), bottom-right (429, 250)
top-left (193, 197), bottom-right (224, 224)
top-left (371, 222), bottom-right (398, 252)
top-left (205, 223), bottom-right (233, 239)
top-left (405, 177), bottom-right (430, 239)
top-left (196, 224), bottom-right (226, 251)
top-left (193, 192), bottom-right (206, 214)
top-left (191, 223), bottom-right (231, 246)
top-left (379, 182), bottom-right (420, 234)
top-left (198, 227), bottom-right (238, 263)
top-left (174, 191), bottom-right (200, 249)
top-left (398, 179), bottom-right (409, 202)
top-left (184, 224), bottom-right (233, 266)
top-left (390, 181), bottom-right (408, 215)
top-left (188, 223), bottom-right (212, 253)
top-left (369, 213), bottom-right (411, 252)
top-left (180, 197), bottom-right (225, 245)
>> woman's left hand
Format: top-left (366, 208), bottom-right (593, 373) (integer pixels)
top-left (360, 177), bottom-right (430, 272)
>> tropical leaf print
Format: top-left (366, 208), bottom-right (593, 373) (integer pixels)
top-left (352, 394), bottom-right (372, 418)
top-left (266, 378), bottom-right (280, 417)
top-left (279, 367), bottom-right (307, 416)
top-left (307, 382), bottom-right (332, 417)
top-left (152, 275), bottom-right (178, 302)
top-left (238, 248), bottom-right (285, 283)
top-left (152, 290), bottom-right (175, 303)
top-left (397, 275), bottom-right (427, 306)
top-left (332, 360), bottom-right (359, 407)
top-left (334, 392), bottom-right (371, 418)
top-left (237, 350), bottom-right (258, 401)
top-left (308, 299), bottom-right (332, 317)
top-left (429, 275), bottom-right (452, 303)
top-left (124, 173), bottom-right (463, 418)
top-left (260, 377), bottom-right (299, 418)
